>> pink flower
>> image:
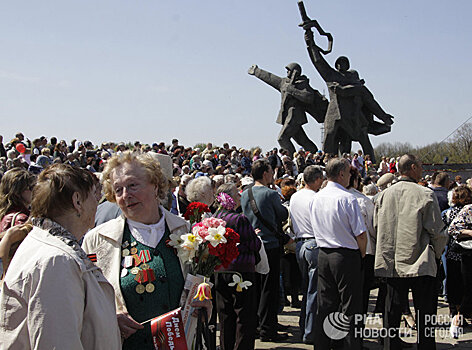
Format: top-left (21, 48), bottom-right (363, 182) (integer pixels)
top-left (216, 192), bottom-right (236, 211)
top-left (201, 217), bottom-right (226, 229)
top-left (192, 222), bottom-right (209, 240)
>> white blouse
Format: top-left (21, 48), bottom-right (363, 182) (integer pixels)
top-left (127, 206), bottom-right (166, 248)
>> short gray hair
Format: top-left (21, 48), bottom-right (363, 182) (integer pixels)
top-left (325, 158), bottom-right (350, 180)
top-left (216, 183), bottom-right (238, 198)
top-left (363, 183), bottom-right (378, 196)
top-left (180, 174), bottom-right (192, 186)
top-left (303, 165), bottom-right (323, 184)
top-left (224, 174), bottom-right (238, 184)
top-left (398, 154), bottom-right (420, 175)
top-left (186, 176), bottom-right (213, 203)
top-left (212, 175), bottom-right (224, 190)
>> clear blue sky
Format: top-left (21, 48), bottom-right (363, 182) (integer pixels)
top-left (1, 0), bottom-right (471, 152)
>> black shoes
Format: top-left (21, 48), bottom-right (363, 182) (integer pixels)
top-left (258, 324), bottom-right (290, 342)
top-left (260, 332), bottom-right (289, 342)
top-left (277, 323), bottom-right (290, 331)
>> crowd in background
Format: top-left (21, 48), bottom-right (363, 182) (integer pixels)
top-left (2, 131), bottom-right (472, 349)
top-left (0, 132), bottom-right (449, 179)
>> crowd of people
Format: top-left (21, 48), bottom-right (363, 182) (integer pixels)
top-left (0, 134), bottom-right (403, 179)
top-left (0, 132), bottom-right (471, 349)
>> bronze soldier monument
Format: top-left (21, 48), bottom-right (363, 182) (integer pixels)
top-left (298, 1), bottom-right (394, 162)
top-left (248, 63), bottom-right (328, 156)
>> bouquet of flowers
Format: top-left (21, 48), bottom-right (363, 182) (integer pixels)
top-left (170, 216), bottom-right (240, 276)
top-left (183, 202), bottom-right (211, 223)
top-left (169, 201), bottom-right (240, 349)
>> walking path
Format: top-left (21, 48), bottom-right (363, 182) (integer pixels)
top-left (255, 296), bottom-right (472, 349)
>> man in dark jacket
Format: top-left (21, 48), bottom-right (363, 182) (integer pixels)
top-left (268, 148), bottom-right (284, 178)
top-left (241, 159), bottom-right (289, 342)
top-left (432, 172), bottom-right (450, 212)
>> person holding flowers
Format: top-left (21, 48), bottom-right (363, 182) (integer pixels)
top-left (212, 183), bottom-right (261, 350)
top-left (82, 151), bottom-right (195, 349)
top-left (168, 188), bottom-right (254, 349)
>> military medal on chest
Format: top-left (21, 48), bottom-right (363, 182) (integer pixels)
top-left (121, 242), bottom-right (158, 294)
top-left (136, 284), bottom-right (146, 294)
top-left (135, 270), bottom-right (146, 294)
top-left (139, 249), bottom-right (151, 263)
top-left (121, 248), bottom-right (130, 257)
top-left (142, 268), bottom-right (157, 293)
top-left (121, 268), bottom-right (128, 278)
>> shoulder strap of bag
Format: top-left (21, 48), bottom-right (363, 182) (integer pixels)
top-left (11, 212), bottom-right (21, 228)
top-left (248, 186), bottom-right (279, 236)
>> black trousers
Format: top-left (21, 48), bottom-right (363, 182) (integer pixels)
top-left (446, 254), bottom-right (472, 316)
top-left (281, 252), bottom-right (301, 302)
top-left (315, 248), bottom-right (363, 350)
top-left (216, 272), bottom-right (257, 350)
top-left (362, 254), bottom-right (375, 315)
top-left (258, 247), bottom-right (281, 337)
top-left (384, 276), bottom-right (437, 350)
top-left (375, 282), bottom-right (411, 316)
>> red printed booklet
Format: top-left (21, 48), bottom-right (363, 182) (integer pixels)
top-left (150, 308), bottom-right (188, 350)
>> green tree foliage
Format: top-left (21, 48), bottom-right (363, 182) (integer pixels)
top-left (193, 143), bottom-right (207, 151)
top-left (375, 123), bottom-right (472, 164)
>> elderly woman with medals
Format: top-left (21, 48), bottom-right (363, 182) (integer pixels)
top-left (0, 164), bottom-right (121, 349)
top-left (82, 151), bottom-right (192, 349)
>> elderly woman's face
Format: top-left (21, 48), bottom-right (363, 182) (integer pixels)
top-left (232, 188), bottom-right (241, 209)
top-left (111, 162), bottom-right (160, 224)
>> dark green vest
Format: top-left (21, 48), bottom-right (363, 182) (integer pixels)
top-left (121, 223), bottom-right (184, 350)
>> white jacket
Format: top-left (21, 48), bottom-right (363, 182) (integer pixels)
top-left (81, 208), bottom-right (189, 313)
top-left (0, 226), bottom-right (121, 350)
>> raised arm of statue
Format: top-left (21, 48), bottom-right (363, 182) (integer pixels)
top-left (304, 31), bottom-right (337, 83)
top-left (248, 64), bottom-right (283, 92)
top-left (281, 79), bottom-right (316, 105)
top-left (330, 83), bottom-right (365, 97)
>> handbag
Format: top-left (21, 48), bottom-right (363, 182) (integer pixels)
top-left (457, 239), bottom-right (472, 250)
top-left (254, 236), bottom-right (270, 274)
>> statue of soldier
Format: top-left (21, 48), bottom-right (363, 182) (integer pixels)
top-left (304, 30), bottom-right (394, 163)
top-left (248, 63), bottom-right (328, 156)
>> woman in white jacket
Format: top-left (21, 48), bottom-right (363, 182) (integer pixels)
top-left (82, 151), bottom-right (192, 350)
top-left (0, 164), bottom-right (121, 350)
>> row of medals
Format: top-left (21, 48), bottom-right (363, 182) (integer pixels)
top-left (121, 240), bottom-right (155, 294)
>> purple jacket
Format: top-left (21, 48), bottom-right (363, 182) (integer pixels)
top-left (214, 209), bottom-right (261, 273)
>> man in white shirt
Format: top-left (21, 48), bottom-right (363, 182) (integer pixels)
top-left (290, 165), bottom-right (324, 344)
top-left (309, 158), bottom-right (367, 349)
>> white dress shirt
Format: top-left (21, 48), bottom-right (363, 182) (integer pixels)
top-left (309, 181), bottom-right (366, 250)
top-left (290, 188), bottom-right (317, 239)
top-left (348, 188), bottom-right (375, 255)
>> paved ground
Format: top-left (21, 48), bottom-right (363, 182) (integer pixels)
top-left (254, 294), bottom-right (472, 349)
